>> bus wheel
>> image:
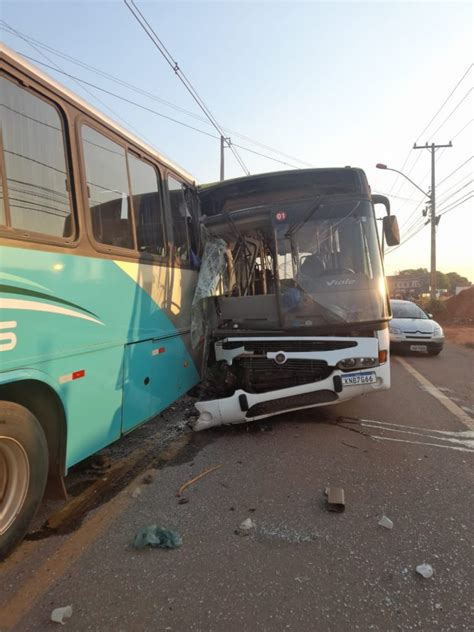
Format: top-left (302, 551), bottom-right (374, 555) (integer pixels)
top-left (0, 402), bottom-right (48, 559)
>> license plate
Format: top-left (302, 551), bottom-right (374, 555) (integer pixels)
top-left (410, 344), bottom-right (428, 352)
top-left (341, 371), bottom-right (377, 386)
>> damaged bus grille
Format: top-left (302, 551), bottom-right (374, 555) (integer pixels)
top-left (246, 390), bottom-right (338, 418)
top-left (237, 357), bottom-right (332, 393)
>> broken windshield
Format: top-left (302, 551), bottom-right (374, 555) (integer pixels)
top-left (276, 199), bottom-right (388, 327)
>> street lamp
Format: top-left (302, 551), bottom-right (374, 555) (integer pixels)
top-left (375, 164), bottom-right (430, 198)
top-left (376, 162), bottom-right (436, 300)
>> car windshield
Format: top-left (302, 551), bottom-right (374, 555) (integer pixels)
top-left (391, 302), bottom-right (428, 319)
top-left (275, 198), bottom-right (388, 327)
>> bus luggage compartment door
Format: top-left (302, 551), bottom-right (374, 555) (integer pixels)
top-left (122, 340), bottom-right (154, 433)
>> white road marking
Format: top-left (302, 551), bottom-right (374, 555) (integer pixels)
top-left (396, 356), bottom-right (474, 431)
top-left (359, 422), bottom-right (474, 448)
top-left (358, 418), bottom-right (474, 438)
top-left (371, 435), bottom-right (474, 453)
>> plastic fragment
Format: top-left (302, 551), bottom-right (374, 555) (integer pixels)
top-left (133, 525), bottom-right (182, 550)
top-left (378, 515), bottom-right (394, 529)
top-left (51, 606), bottom-right (73, 625)
top-left (416, 563), bottom-right (434, 578)
top-left (236, 517), bottom-right (256, 536)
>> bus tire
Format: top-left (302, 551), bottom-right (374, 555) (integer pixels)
top-left (0, 401), bottom-right (48, 560)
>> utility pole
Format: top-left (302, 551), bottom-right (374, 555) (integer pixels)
top-left (220, 135), bottom-right (225, 181)
top-left (413, 141), bottom-right (452, 300)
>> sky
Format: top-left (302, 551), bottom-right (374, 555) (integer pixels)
top-left (2, 1), bottom-right (473, 281)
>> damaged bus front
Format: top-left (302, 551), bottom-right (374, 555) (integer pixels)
top-left (192, 168), bottom-right (399, 430)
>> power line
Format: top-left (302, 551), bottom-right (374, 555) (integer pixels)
top-left (428, 88), bottom-right (473, 140)
top-left (451, 118), bottom-right (473, 140)
top-left (1, 22), bottom-right (313, 168)
top-left (438, 192), bottom-right (474, 215)
top-left (437, 170), bottom-right (473, 199)
top-left (415, 63), bottom-right (473, 143)
top-left (388, 63), bottom-right (473, 196)
top-left (0, 20), bottom-right (144, 139)
top-left (13, 53), bottom-right (304, 171)
top-left (385, 222), bottom-right (429, 256)
top-left (437, 179), bottom-right (473, 207)
top-left (123, 0), bottom-right (250, 176)
top-left (437, 156), bottom-right (474, 186)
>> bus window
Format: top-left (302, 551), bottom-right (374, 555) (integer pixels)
top-left (128, 153), bottom-right (165, 256)
top-left (81, 126), bottom-right (134, 250)
top-left (168, 176), bottom-right (191, 263)
top-left (0, 76), bottom-right (73, 237)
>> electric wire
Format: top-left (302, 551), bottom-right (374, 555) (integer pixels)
top-left (14, 53), bottom-right (304, 170)
top-left (123, 0), bottom-right (250, 175)
top-left (388, 63), bottom-right (473, 196)
top-left (0, 21), bottom-right (144, 139)
top-left (0, 22), bottom-right (313, 168)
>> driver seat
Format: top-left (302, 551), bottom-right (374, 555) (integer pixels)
top-left (300, 253), bottom-right (326, 277)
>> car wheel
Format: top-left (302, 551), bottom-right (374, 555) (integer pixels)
top-left (0, 402), bottom-right (48, 560)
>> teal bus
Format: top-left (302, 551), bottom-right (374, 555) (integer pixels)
top-left (0, 45), bottom-right (202, 556)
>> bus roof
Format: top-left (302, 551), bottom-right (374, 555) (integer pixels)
top-left (0, 43), bottom-right (196, 184)
top-left (199, 167), bottom-right (371, 215)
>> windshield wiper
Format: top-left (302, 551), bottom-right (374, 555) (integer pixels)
top-left (285, 196), bottom-right (323, 238)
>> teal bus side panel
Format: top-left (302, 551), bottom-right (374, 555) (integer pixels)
top-left (0, 245), bottom-right (200, 469)
top-left (123, 333), bottom-right (200, 433)
top-left (42, 346), bottom-right (125, 469)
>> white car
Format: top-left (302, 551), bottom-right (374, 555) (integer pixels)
top-left (389, 299), bottom-right (444, 356)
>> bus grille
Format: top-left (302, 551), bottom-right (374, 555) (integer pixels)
top-left (236, 357), bottom-right (332, 393)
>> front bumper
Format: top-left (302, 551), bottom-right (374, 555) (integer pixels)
top-left (194, 332), bottom-right (391, 430)
top-left (390, 335), bottom-right (444, 353)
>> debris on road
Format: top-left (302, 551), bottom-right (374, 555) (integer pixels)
top-left (178, 497), bottom-right (190, 505)
top-left (325, 487), bottom-right (345, 512)
top-left (236, 517), bottom-right (256, 536)
top-left (51, 605), bottom-right (73, 625)
top-left (177, 464), bottom-right (223, 497)
top-left (416, 563), bottom-right (434, 578)
top-left (133, 525), bottom-right (183, 550)
top-left (131, 487), bottom-right (142, 498)
top-left (141, 471), bottom-right (155, 485)
top-left (378, 515), bottom-right (394, 529)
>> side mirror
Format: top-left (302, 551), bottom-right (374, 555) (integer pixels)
top-left (383, 215), bottom-right (400, 246)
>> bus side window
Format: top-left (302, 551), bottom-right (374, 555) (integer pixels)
top-left (128, 154), bottom-right (165, 257)
top-left (0, 75), bottom-right (73, 238)
top-left (168, 176), bottom-right (190, 263)
top-left (81, 125), bottom-right (134, 250)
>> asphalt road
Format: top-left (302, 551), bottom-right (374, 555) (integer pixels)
top-left (1, 342), bottom-right (473, 632)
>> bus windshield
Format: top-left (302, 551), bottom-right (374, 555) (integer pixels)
top-left (276, 199), bottom-right (388, 327)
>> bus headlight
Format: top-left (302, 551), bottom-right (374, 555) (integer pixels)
top-left (337, 357), bottom-right (378, 371)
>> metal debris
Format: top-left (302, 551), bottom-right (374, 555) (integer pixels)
top-left (325, 487), bottom-right (345, 512)
top-left (51, 605), bottom-right (73, 625)
top-left (378, 515), bottom-right (394, 529)
top-left (416, 563), bottom-right (434, 578)
top-left (177, 464), bottom-right (223, 497)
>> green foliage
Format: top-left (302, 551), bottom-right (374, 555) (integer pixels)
top-left (419, 297), bottom-right (446, 316)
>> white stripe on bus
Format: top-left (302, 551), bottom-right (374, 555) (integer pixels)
top-left (0, 298), bottom-right (103, 325)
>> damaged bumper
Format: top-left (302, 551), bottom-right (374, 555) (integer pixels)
top-left (194, 335), bottom-right (390, 430)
